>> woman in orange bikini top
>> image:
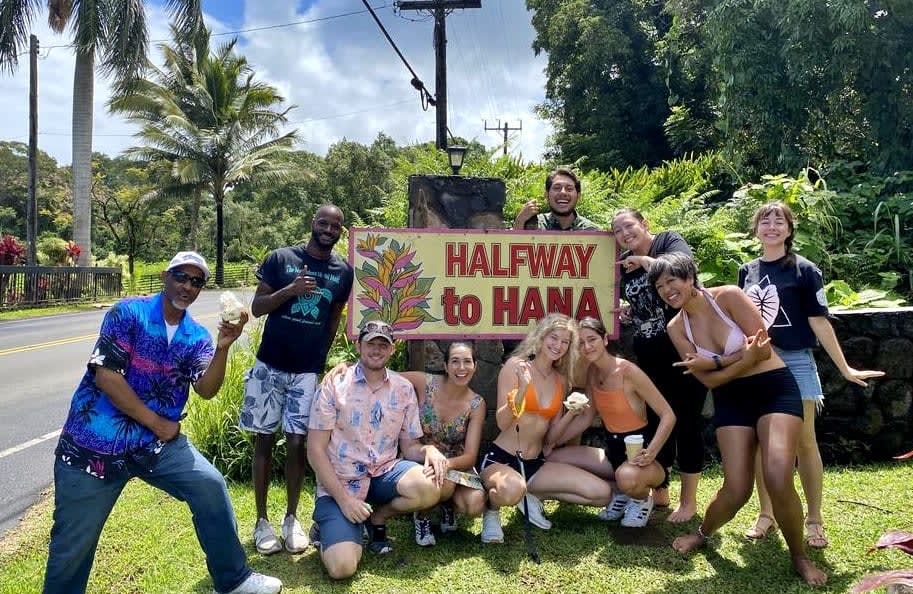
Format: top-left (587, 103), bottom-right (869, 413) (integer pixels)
top-left (546, 317), bottom-right (676, 528)
top-left (478, 314), bottom-right (613, 540)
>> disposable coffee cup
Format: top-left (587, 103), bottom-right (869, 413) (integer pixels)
top-left (624, 434), bottom-right (644, 461)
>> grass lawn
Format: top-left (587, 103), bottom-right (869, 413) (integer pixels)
top-left (1, 464), bottom-right (911, 594)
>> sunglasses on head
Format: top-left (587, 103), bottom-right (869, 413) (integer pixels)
top-left (358, 320), bottom-right (391, 338)
top-left (170, 269), bottom-right (206, 288)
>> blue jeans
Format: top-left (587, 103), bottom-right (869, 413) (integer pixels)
top-left (43, 435), bottom-right (251, 594)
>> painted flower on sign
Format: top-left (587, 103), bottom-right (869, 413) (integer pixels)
top-left (355, 234), bottom-right (439, 331)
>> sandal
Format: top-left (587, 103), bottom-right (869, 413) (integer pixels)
top-left (745, 513), bottom-right (777, 540)
top-left (805, 520), bottom-right (829, 549)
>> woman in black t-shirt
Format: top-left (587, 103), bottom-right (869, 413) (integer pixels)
top-left (738, 201), bottom-right (883, 548)
top-left (611, 208), bottom-right (706, 523)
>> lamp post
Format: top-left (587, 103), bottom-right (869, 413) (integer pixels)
top-left (446, 145), bottom-right (467, 176)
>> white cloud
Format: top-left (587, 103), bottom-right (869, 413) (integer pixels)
top-left (0, 1), bottom-right (553, 164)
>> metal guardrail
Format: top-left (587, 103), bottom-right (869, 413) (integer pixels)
top-left (0, 266), bottom-right (122, 309)
top-left (133, 264), bottom-right (257, 294)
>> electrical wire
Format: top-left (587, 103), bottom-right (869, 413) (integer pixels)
top-left (359, 0), bottom-right (435, 111)
top-left (31, 3), bottom-right (392, 50)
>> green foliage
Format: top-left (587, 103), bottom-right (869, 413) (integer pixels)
top-left (93, 252), bottom-right (132, 290)
top-left (527, 1), bottom-right (913, 176)
top-left (110, 26), bottom-right (297, 282)
top-left (36, 235), bottom-right (68, 266)
top-left (0, 141), bottom-right (72, 240)
top-left (184, 319), bottom-right (264, 481)
top-left (526, 0), bottom-right (672, 169)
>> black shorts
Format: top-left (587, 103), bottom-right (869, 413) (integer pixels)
top-left (603, 425), bottom-right (669, 486)
top-left (479, 443), bottom-right (545, 480)
top-left (712, 367), bottom-right (804, 428)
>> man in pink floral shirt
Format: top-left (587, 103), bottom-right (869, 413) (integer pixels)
top-left (307, 320), bottom-right (445, 579)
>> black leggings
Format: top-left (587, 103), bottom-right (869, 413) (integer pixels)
top-left (634, 333), bottom-right (706, 476)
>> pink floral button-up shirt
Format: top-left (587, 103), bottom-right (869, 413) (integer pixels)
top-left (310, 361), bottom-right (422, 499)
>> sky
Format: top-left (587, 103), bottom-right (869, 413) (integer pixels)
top-left (0, 1), bottom-right (554, 165)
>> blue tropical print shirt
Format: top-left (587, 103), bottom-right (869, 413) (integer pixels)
top-left (55, 292), bottom-right (214, 480)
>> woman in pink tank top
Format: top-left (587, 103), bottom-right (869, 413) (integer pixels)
top-left (649, 252), bottom-right (827, 587)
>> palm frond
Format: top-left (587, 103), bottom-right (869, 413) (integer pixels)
top-left (0, 0), bottom-right (44, 73)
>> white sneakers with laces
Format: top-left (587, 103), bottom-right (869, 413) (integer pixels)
top-left (620, 496), bottom-right (654, 528)
top-left (480, 509), bottom-right (504, 543)
top-left (280, 514), bottom-right (309, 553)
top-left (516, 493), bottom-right (552, 530)
top-left (598, 493), bottom-right (631, 522)
top-left (216, 572), bottom-right (282, 594)
top-left (413, 512), bottom-right (437, 547)
top-left (253, 518), bottom-right (282, 555)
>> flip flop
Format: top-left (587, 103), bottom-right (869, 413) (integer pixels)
top-left (805, 520), bottom-right (829, 549)
top-left (745, 513), bottom-right (777, 540)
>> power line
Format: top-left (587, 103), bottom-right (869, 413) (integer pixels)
top-left (360, 0), bottom-right (436, 111)
top-left (34, 4), bottom-right (393, 50)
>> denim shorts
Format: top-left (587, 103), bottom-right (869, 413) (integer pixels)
top-left (774, 346), bottom-right (824, 405)
top-left (312, 459), bottom-right (419, 550)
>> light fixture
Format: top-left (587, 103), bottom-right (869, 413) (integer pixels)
top-left (446, 145), bottom-right (467, 176)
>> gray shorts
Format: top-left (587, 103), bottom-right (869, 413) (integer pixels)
top-left (239, 359), bottom-right (316, 435)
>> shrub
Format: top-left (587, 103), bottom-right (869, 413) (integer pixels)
top-left (184, 318), bottom-right (268, 481)
top-left (0, 234), bottom-right (25, 265)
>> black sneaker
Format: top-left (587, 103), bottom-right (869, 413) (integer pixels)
top-left (365, 522), bottom-right (393, 555)
top-left (439, 503), bottom-right (457, 533)
top-left (308, 523), bottom-right (321, 549)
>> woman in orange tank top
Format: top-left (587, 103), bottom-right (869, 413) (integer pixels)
top-left (477, 314), bottom-right (612, 544)
top-left (548, 317), bottom-right (676, 528)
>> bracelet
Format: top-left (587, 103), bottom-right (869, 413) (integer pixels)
top-left (697, 524), bottom-right (711, 539)
top-left (712, 355), bottom-right (723, 370)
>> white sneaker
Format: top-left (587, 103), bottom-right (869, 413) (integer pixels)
top-left (217, 572), bottom-right (282, 594)
top-left (598, 493), bottom-right (631, 522)
top-left (253, 518), bottom-right (282, 555)
top-left (281, 514), bottom-right (308, 553)
top-left (413, 512), bottom-right (437, 547)
top-left (621, 496), bottom-right (654, 528)
top-left (480, 509), bottom-right (504, 543)
top-left (516, 494), bottom-right (552, 530)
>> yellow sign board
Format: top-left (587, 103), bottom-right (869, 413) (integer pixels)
top-left (347, 228), bottom-right (619, 340)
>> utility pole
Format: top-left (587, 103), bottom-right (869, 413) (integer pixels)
top-left (485, 119), bottom-right (522, 156)
top-left (397, 0), bottom-right (481, 149)
top-left (27, 34), bottom-right (38, 266)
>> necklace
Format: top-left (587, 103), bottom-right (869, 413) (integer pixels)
top-left (531, 362), bottom-right (554, 379)
top-left (366, 380), bottom-right (386, 394)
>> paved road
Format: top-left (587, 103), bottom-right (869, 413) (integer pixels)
top-left (0, 289), bottom-right (253, 539)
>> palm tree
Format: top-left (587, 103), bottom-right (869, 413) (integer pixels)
top-left (0, 0), bottom-right (202, 265)
top-left (111, 27), bottom-right (297, 284)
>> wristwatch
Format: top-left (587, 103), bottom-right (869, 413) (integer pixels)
top-left (712, 355), bottom-right (723, 370)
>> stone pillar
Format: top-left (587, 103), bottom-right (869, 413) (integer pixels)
top-left (407, 174), bottom-right (506, 438)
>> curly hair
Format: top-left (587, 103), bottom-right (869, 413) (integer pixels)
top-left (511, 313), bottom-right (578, 382)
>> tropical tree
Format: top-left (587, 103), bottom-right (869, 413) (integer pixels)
top-left (111, 27), bottom-right (297, 283)
top-left (526, 0), bottom-right (673, 170)
top-left (0, 0), bottom-right (202, 264)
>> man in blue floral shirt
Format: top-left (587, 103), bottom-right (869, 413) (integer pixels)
top-left (43, 252), bottom-right (281, 594)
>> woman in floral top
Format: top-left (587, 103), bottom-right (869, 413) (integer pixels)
top-left (400, 342), bottom-right (486, 547)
